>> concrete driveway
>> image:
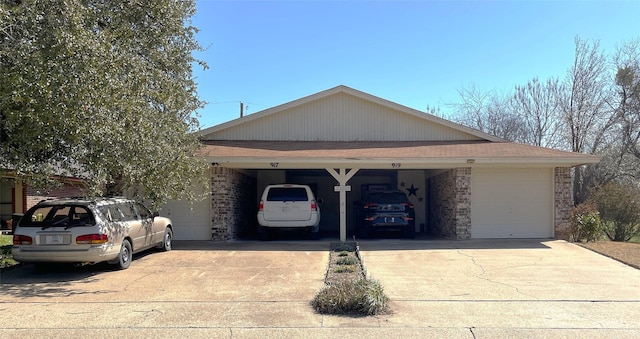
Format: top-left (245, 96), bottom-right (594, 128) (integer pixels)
top-left (1, 239), bottom-right (639, 338)
top-left (360, 239), bottom-right (640, 337)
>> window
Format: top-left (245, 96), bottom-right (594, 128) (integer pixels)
top-left (267, 188), bottom-right (309, 202)
top-left (119, 203), bottom-right (139, 221)
top-left (134, 202), bottom-right (152, 220)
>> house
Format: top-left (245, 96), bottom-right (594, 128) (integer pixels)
top-left (162, 85), bottom-right (599, 242)
top-left (0, 173), bottom-right (87, 232)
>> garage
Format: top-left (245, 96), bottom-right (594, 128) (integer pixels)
top-left (165, 85), bottom-right (598, 241)
top-left (162, 170), bottom-right (212, 240)
top-left (471, 168), bottom-right (553, 238)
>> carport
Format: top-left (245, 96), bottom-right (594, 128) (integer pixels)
top-left (164, 86), bottom-right (598, 241)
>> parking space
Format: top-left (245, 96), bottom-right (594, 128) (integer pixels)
top-left (1, 239), bottom-right (639, 337)
top-left (1, 240), bottom-right (328, 303)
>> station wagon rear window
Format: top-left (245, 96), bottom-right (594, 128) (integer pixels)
top-left (20, 205), bottom-right (95, 228)
top-left (266, 188), bottom-right (309, 201)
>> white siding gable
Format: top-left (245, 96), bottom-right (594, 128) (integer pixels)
top-left (201, 86), bottom-right (496, 142)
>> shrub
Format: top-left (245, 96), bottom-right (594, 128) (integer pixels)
top-left (569, 203), bottom-right (603, 242)
top-left (311, 278), bottom-right (389, 315)
top-left (1, 235), bottom-right (18, 269)
top-left (333, 266), bottom-right (355, 273)
top-left (336, 256), bottom-right (359, 266)
top-left (589, 183), bottom-right (640, 242)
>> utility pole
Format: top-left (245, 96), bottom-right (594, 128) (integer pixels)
top-left (240, 102), bottom-right (244, 118)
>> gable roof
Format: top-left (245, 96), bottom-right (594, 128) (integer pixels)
top-left (199, 85), bottom-right (503, 142)
top-left (196, 85), bottom-right (599, 169)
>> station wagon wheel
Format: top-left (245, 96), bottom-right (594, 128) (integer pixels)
top-left (160, 228), bottom-right (173, 252)
top-left (115, 239), bottom-right (132, 270)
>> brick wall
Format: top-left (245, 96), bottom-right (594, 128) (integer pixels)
top-left (210, 167), bottom-right (257, 240)
top-left (554, 167), bottom-right (573, 240)
top-left (25, 183), bottom-right (87, 210)
top-left (429, 167), bottom-right (472, 240)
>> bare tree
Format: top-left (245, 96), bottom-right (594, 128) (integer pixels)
top-left (614, 38), bottom-right (640, 162)
top-left (556, 37), bottom-right (617, 204)
top-left (512, 77), bottom-right (564, 148)
top-left (450, 83), bottom-right (524, 141)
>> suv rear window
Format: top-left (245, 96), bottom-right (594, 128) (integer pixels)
top-left (365, 192), bottom-right (409, 204)
top-left (266, 188), bottom-right (309, 202)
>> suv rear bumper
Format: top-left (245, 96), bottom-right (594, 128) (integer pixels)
top-left (257, 213), bottom-right (320, 228)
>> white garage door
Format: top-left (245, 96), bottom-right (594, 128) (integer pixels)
top-left (162, 195), bottom-right (211, 240)
top-left (471, 168), bottom-right (553, 238)
top-left (160, 173), bottom-right (211, 240)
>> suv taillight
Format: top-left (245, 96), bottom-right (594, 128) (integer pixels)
top-left (311, 200), bottom-right (317, 211)
top-left (258, 200), bottom-right (264, 211)
top-left (402, 202), bottom-right (414, 209)
top-left (76, 234), bottom-right (108, 244)
top-left (13, 235), bottom-right (33, 245)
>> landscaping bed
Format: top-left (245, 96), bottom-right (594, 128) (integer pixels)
top-left (312, 242), bottom-right (389, 316)
top-left (578, 241), bottom-right (640, 269)
top-left (324, 242), bottom-right (366, 284)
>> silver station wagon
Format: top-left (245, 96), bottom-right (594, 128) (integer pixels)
top-left (12, 197), bottom-right (173, 270)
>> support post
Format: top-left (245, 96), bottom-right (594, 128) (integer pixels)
top-left (326, 168), bottom-right (359, 242)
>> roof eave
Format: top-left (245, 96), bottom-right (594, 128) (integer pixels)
top-left (205, 156), bottom-right (600, 169)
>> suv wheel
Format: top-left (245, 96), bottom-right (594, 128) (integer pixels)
top-left (309, 226), bottom-right (320, 240)
top-left (404, 227), bottom-right (415, 239)
top-left (359, 225), bottom-right (370, 239)
top-left (257, 226), bottom-right (269, 241)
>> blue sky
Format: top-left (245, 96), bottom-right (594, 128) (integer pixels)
top-left (192, 0), bottom-right (640, 128)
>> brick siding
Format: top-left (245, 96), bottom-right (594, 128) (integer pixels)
top-left (210, 167), bottom-right (257, 240)
top-left (429, 167), bottom-right (472, 240)
top-left (25, 183), bottom-right (87, 210)
top-left (554, 167), bottom-right (573, 240)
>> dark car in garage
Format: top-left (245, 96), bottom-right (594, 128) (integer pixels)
top-left (358, 190), bottom-right (415, 238)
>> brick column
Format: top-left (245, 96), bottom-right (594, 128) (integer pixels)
top-left (210, 167), bottom-right (257, 241)
top-left (554, 167), bottom-right (573, 240)
top-left (428, 167), bottom-right (472, 240)
top-left (455, 167), bottom-right (472, 240)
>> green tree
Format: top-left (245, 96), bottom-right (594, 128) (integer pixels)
top-left (589, 182), bottom-right (640, 242)
top-left (569, 203), bottom-right (602, 242)
top-left (0, 0), bottom-right (209, 206)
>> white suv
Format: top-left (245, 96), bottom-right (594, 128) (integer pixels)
top-left (12, 197), bottom-right (173, 270)
top-left (257, 184), bottom-right (320, 240)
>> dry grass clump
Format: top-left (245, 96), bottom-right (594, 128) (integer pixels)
top-left (312, 278), bottom-right (389, 315)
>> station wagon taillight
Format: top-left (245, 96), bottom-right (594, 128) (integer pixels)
top-left (311, 200), bottom-right (317, 211)
top-left (76, 234), bottom-right (108, 244)
top-left (13, 235), bottom-right (33, 245)
top-left (258, 200), bottom-right (264, 211)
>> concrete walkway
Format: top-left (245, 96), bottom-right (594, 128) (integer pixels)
top-left (0, 239), bottom-right (639, 338)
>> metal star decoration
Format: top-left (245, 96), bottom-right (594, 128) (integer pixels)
top-left (406, 184), bottom-right (419, 196)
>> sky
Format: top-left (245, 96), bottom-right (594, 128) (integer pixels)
top-left (191, 0), bottom-right (640, 129)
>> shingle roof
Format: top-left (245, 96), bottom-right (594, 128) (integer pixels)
top-left (197, 140), bottom-right (599, 167)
